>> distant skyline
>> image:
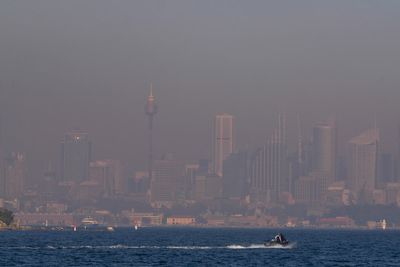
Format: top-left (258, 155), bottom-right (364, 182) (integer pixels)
top-left (1, 1), bottom-right (400, 181)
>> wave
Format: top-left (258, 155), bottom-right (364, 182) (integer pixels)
top-left (6, 243), bottom-right (296, 250)
top-left (227, 243), bottom-right (296, 249)
top-left (166, 246), bottom-right (214, 250)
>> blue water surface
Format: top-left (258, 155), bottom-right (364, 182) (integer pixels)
top-left (0, 228), bottom-right (399, 266)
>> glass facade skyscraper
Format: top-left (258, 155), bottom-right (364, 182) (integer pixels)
top-left (212, 113), bottom-right (235, 177)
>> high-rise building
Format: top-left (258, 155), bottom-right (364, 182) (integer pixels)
top-left (184, 163), bottom-right (200, 200)
top-left (294, 170), bottom-right (330, 204)
top-left (250, 114), bottom-right (288, 203)
top-left (1, 152), bottom-right (26, 199)
top-left (151, 153), bottom-right (184, 207)
top-left (312, 122), bottom-right (337, 192)
top-left (61, 131), bottom-right (91, 182)
top-left (132, 171), bottom-right (150, 194)
top-left (212, 113), bottom-right (235, 177)
top-left (41, 162), bottom-right (58, 200)
top-left (348, 129), bottom-right (379, 200)
top-left (89, 160), bottom-right (124, 197)
top-left (223, 151), bottom-right (248, 199)
top-left (290, 116), bottom-right (313, 194)
top-left (194, 174), bottom-right (222, 201)
top-left (379, 153), bottom-right (395, 186)
top-left (294, 175), bottom-right (320, 205)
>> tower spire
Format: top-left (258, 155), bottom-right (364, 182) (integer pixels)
top-left (145, 83), bottom-right (158, 203)
top-left (297, 114), bottom-right (303, 165)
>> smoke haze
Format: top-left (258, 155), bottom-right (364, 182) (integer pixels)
top-left (1, 1), bottom-right (400, 182)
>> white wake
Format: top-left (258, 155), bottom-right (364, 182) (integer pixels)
top-left (227, 242), bottom-right (296, 249)
top-left (38, 243), bottom-right (297, 250)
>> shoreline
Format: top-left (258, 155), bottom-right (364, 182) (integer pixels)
top-left (2, 224), bottom-right (398, 232)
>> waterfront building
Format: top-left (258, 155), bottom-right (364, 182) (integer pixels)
top-left (130, 212), bottom-right (163, 226)
top-left (166, 216), bottom-right (196, 225)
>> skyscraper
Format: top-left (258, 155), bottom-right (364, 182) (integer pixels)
top-left (61, 130), bottom-right (91, 182)
top-left (145, 84), bottom-right (158, 196)
top-left (151, 153), bottom-right (184, 207)
top-left (1, 152), bottom-right (25, 199)
top-left (348, 129), bottom-right (379, 200)
top-left (312, 122), bottom-right (337, 191)
top-left (89, 160), bottom-right (124, 197)
top-left (296, 116), bottom-right (313, 178)
top-left (250, 114), bottom-right (288, 203)
top-left (184, 163), bottom-right (200, 200)
top-left (222, 151), bottom-right (248, 199)
top-left (379, 153), bottom-right (395, 185)
top-left (212, 113), bottom-right (235, 177)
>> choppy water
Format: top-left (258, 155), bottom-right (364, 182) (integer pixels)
top-left (0, 228), bottom-right (399, 266)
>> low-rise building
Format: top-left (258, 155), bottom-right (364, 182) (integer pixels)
top-left (15, 212), bottom-right (74, 226)
top-left (205, 215), bottom-right (226, 226)
top-left (167, 216), bottom-right (196, 225)
top-left (130, 213), bottom-right (163, 226)
top-left (317, 216), bottom-right (355, 228)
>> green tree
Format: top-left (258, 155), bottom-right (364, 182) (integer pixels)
top-left (0, 208), bottom-right (14, 226)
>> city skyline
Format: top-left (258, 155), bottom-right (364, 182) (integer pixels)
top-left (1, 102), bottom-right (400, 185)
top-left (0, 1), bottom-right (400, 219)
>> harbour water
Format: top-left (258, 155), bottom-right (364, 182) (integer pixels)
top-left (0, 228), bottom-right (399, 266)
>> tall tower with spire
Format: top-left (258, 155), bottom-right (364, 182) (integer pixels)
top-left (145, 83), bottom-right (158, 195)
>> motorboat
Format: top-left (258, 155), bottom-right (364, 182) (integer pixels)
top-left (264, 233), bottom-right (290, 247)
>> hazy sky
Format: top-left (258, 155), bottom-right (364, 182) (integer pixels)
top-left (1, 1), bottom-right (400, 180)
